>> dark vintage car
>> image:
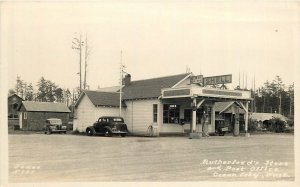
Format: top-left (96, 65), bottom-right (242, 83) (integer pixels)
top-left (86, 116), bottom-right (128, 137)
top-left (44, 118), bottom-right (67, 134)
top-left (215, 119), bottom-right (230, 136)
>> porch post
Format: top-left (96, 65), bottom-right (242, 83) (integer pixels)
top-left (211, 103), bottom-right (215, 133)
top-left (245, 101), bottom-right (250, 137)
top-left (192, 97), bottom-right (197, 133)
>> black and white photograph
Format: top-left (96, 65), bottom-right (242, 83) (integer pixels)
top-left (0, 1), bottom-right (299, 187)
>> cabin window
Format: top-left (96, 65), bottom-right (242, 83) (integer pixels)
top-left (163, 104), bottom-right (180, 124)
top-left (24, 112), bottom-right (27, 119)
top-left (153, 104), bottom-right (158, 123)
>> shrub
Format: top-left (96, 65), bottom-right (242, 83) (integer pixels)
top-left (287, 118), bottom-right (294, 127)
top-left (267, 117), bottom-right (286, 133)
top-left (248, 119), bottom-right (258, 132)
top-left (72, 128), bottom-right (80, 134)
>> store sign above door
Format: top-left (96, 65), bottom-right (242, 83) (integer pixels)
top-left (190, 74), bottom-right (232, 85)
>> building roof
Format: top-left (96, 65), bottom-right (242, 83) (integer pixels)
top-left (20, 101), bottom-right (71, 113)
top-left (251, 113), bottom-right (288, 122)
top-left (214, 101), bottom-right (245, 114)
top-left (76, 90), bottom-right (126, 108)
top-left (122, 73), bottom-right (190, 100)
top-left (97, 86), bottom-right (120, 92)
top-left (215, 102), bottom-right (234, 113)
top-left (8, 93), bottom-right (24, 101)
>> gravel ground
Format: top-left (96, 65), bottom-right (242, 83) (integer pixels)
top-left (8, 133), bottom-right (294, 182)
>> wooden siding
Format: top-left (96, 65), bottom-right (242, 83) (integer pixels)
top-left (19, 112), bottom-right (69, 131)
top-left (124, 99), bottom-right (160, 135)
top-left (73, 94), bottom-right (121, 132)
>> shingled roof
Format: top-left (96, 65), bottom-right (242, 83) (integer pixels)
top-left (20, 101), bottom-right (70, 113)
top-left (8, 93), bottom-right (24, 100)
top-left (251, 113), bottom-right (288, 122)
top-left (122, 73), bottom-right (190, 100)
top-left (76, 90), bottom-right (126, 107)
top-left (215, 102), bottom-right (235, 113)
top-left (214, 101), bottom-right (245, 114)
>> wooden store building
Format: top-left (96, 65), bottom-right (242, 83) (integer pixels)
top-left (73, 73), bottom-right (252, 137)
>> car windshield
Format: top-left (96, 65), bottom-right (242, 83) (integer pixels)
top-left (47, 119), bottom-right (62, 125)
top-left (112, 118), bottom-right (124, 122)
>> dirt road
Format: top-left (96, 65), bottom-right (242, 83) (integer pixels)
top-left (8, 134), bottom-right (294, 182)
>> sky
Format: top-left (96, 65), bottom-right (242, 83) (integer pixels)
top-left (2, 1), bottom-right (300, 92)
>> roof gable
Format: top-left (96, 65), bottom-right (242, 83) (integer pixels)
top-left (215, 101), bottom-right (245, 114)
top-left (215, 102), bottom-right (235, 113)
top-left (20, 101), bottom-right (71, 113)
top-left (97, 86), bottom-right (120, 92)
top-left (8, 93), bottom-right (24, 101)
top-left (122, 73), bottom-right (190, 100)
top-left (76, 90), bottom-right (126, 108)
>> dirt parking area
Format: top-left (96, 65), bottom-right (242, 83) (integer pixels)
top-left (8, 133), bottom-right (294, 182)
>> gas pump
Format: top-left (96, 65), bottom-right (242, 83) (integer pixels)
top-left (234, 113), bottom-right (240, 136)
top-left (202, 109), bottom-right (209, 137)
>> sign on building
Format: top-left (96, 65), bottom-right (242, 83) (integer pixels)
top-left (203, 74), bottom-right (232, 86)
top-left (190, 75), bottom-right (203, 84)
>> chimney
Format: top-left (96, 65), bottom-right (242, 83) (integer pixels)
top-left (123, 74), bottom-right (131, 86)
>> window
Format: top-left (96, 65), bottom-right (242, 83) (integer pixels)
top-left (24, 112), bottom-right (27, 119)
top-left (153, 104), bottom-right (158, 123)
top-left (206, 106), bottom-right (212, 124)
top-left (163, 104), bottom-right (180, 124)
top-left (184, 109), bottom-right (191, 123)
top-left (113, 118), bottom-right (124, 122)
top-left (184, 108), bottom-right (204, 124)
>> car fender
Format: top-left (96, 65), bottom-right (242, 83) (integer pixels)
top-left (86, 126), bottom-right (96, 134)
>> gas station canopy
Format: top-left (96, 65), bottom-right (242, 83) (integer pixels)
top-left (161, 86), bottom-right (252, 101)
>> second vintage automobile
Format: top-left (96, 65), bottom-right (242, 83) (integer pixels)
top-left (44, 118), bottom-right (67, 135)
top-left (86, 116), bottom-right (129, 137)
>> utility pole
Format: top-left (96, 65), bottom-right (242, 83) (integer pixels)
top-left (242, 72), bottom-right (244, 90)
top-left (251, 78), bottom-right (254, 113)
top-left (254, 75), bottom-right (256, 112)
top-left (278, 81), bottom-right (282, 114)
top-left (83, 33), bottom-right (89, 90)
top-left (119, 50), bottom-right (123, 117)
top-left (245, 72), bottom-right (247, 89)
top-left (72, 33), bottom-right (84, 92)
top-left (238, 71), bottom-right (240, 88)
top-left (79, 35), bottom-right (82, 92)
top-left (263, 95), bottom-right (265, 113)
top-left (279, 93), bottom-right (282, 114)
top-left (290, 94), bottom-right (292, 117)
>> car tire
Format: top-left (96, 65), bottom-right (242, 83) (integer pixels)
top-left (105, 129), bottom-right (112, 137)
top-left (86, 128), bottom-right (94, 136)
